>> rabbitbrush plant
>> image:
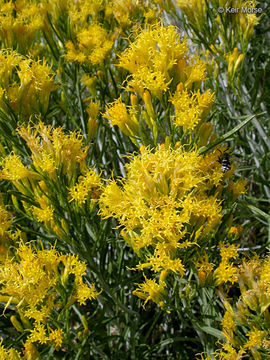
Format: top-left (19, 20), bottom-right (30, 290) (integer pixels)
top-left (0, 0), bottom-right (269, 359)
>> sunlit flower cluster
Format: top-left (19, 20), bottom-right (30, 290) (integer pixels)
top-left (0, 50), bottom-right (56, 115)
top-left (99, 144), bottom-right (227, 304)
top-left (103, 23), bottom-right (214, 140)
top-left (118, 23), bottom-right (198, 98)
top-left (212, 256), bottom-right (270, 359)
top-left (0, 241), bottom-right (101, 354)
top-left (0, 0), bottom-right (43, 53)
top-left (65, 24), bottom-right (113, 65)
top-left (0, 0), bottom-right (261, 357)
top-left (0, 122), bottom-right (98, 237)
top-left (214, 242), bottom-right (239, 285)
top-left (171, 86), bottom-right (214, 131)
top-left (17, 122), bottom-right (87, 177)
top-left (69, 168), bottom-right (102, 207)
top-left (104, 98), bottom-right (140, 137)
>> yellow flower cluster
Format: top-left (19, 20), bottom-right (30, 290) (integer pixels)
top-left (132, 276), bottom-right (167, 308)
top-left (48, 0), bottom-right (104, 28)
top-left (0, 153), bottom-right (32, 182)
top-left (0, 0), bottom-right (43, 53)
top-left (32, 196), bottom-right (54, 226)
top-left (106, 0), bottom-right (157, 28)
top-left (234, 0), bottom-right (260, 40)
top-left (100, 144), bottom-right (225, 305)
top-left (176, 0), bottom-right (261, 88)
top-left (195, 254), bottom-right (214, 286)
top-left (104, 23), bottom-right (214, 139)
top-left (104, 98), bottom-right (140, 137)
top-left (65, 24), bottom-right (113, 65)
top-left (0, 241), bottom-right (101, 353)
top-left (17, 122), bottom-right (87, 177)
top-left (0, 122), bottom-right (102, 237)
top-left (213, 256), bottom-right (270, 359)
top-left (0, 344), bottom-right (22, 360)
top-left (69, 168), bottom-right (102, 207)
top-left (214, 242), bottom-right (239, 285)
top-left (118, 23), bottom-right (190, 98)
top-left (171, 86), bottom-right (214, 131)
top-left (46, 0), bottom-right (156, 34)
top-left (0, 50), bottom-right (56, 115)
top-left (58, 0), bottom-right (158, 65)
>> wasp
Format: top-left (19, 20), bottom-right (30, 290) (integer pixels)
top-left (217, 146), bottom-right (231, 173)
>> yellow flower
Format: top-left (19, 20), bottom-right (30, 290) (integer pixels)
top-left (60, 254), bottom-right (87, 284)
top-left (132, 277), bottom-right (166, 307)
top-left (171, 88), bottom-right (201, 131)
top-left (126, 67), bottom-right (171, 99)
top-left (28, 324), bottom-right (48, 344)
top-left (69, 168), bottom-right (102, 206)
top-left (76, 282), bottom-right (102, 305)
top-left (32, 203), bottom-right (54, 223)
top-left (245, 328), bottom-right (266, 349)
top-left (100, 145), bottom-right (223, 251)
top-left (214, 261), bottom-right (238, 285)
top-left (196, 89), bottom-right (215, 120)
top-left (229, 226), bottom-right (243, 239)
top-left (65, 24), bottom-right (113, 65)
top-left (184, 59), bottom-right (208, 89)
top-left (65, 40), bottom-right (86, 63)
top-left (0, 240), bottom-right (100, 312)
top-left (0, 243), bottom-right (57, 308)
top-left (100, 144), bottom-right (225, 304)
top-left (103, 98), bottom-right (139, 137)
top-left (23, 342), bottom-right (39, 359)
top-left (136, 242), bottom-right (186, 275)
top-left (17, 122), bottom-right (88, 177)
top-left (231, 179), bottom-right (248, 199)
top-left (239, 1), bottom-right (261, 39)
top-left (221, 311), bottom-right (236, 331)
top-left (0, 50), bottom-right (56, 115)
top-left (177, 0), bottom-right (206, 32)
top-left (118, 23), bottom-right (188, 97)
top-left (49, 328), bottom-right (64, 348)
top-left (0, 0), bottom-right (43, 52)
top-left (195, 254), bottom-right (214, 285)
top-left (86, 100), bottom-right (100, 119)
top-left (0, 343), bottom-right (23, 359)
top-left (0, 153), bottom-right (31, 181)
top-left (0, 241), bottom-right (101, 354)
top-left (171, 85), bottom-right (214, 131)
top-left (215, 343), bottom-right (246, 360)
top-left (219, 242), bottom-right (239, 263)
top-left (69, 183), bottom-right (89, 206)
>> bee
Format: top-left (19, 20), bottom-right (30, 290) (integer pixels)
top-left (217, 147), bottom-right (231, 173)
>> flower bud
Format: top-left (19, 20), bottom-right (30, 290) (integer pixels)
top-left (143, 90), bottom-right (155, 118)
top-left (10, 315), bottom-right (24, 332)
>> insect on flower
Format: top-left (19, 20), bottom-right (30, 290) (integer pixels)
top-left (217, 146), bottom-right (231, 173)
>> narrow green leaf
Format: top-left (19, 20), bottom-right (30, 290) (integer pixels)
top-left (199, 113), bottom-right (264, 155)
top-left (246, 204), bottom-right (270, 220)
top-left (201, 326), bottom-right (226, 340)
